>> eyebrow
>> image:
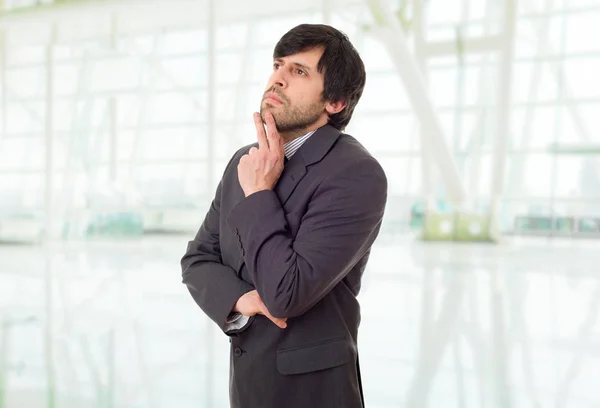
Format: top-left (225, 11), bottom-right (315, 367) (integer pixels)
top-left (275, 58), bottom-right (313, 73)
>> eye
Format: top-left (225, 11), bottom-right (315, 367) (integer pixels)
top-left (273, 63), bottom-right (281, 70)
top-left (296, 69), bottom-right (306, 76)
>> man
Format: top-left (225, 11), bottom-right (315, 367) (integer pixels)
top-left (181, 24), bottom-right (387, 408)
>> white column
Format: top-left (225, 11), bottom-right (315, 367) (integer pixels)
top-left (489, 0), bottom-right (517, 217)
top-left (0, 318), bottom-right (6, 408)
top-left (412, 0), bottom-right (435, 211)
top-left (44, 24), bottom-right (57, 240)
top-left (0, 28), bottom-right (6, 143)
top-left (205, 3), bottom-right (217, 408)
top-left (109, 97), bottom-right (117, 183)
top-left (467, 0), bottom-right (495, 200)
top-left (109, 13), bottom-right (118, 184)
top-left (44, 256), bottom-right (56, 408)
top-left (207, 0), bottom-right (216, 193)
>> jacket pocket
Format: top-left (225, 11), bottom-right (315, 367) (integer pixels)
top-left (276, 337), bottom-right (351, 375)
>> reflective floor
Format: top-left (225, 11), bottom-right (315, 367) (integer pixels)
top-left (1, 233), bottom-right (599, 407)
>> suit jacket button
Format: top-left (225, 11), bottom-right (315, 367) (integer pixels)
top-left (234, 347), bottom-right (243, 357)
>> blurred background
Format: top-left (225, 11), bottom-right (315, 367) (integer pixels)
top-left (0, 0), bottom-right (599, 407)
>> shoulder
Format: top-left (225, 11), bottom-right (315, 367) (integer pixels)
top-left (328, 131), bottom-right (387, 182)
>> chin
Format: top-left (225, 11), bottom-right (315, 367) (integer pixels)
top-left (260, 105), bottom-right (280, 120)
top-left (262, 101), bottom-right (280, 110)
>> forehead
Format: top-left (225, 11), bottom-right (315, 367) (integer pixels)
top-left (276, 46), bottom-right (324, 71)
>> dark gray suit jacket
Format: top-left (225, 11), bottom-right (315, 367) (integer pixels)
top-left (181, 124), bottom-right (387, 408)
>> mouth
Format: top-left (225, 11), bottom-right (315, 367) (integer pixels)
top-left (263, 93), bottom-right (283, 105)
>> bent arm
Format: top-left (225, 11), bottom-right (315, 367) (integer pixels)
top-left (226, 157), bottom-right (388, 319)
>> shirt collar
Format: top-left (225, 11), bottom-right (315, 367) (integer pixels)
top-left (283, 130), bottom-right (316, 159)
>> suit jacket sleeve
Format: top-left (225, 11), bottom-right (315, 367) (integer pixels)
top-left (226, 157), bottom-right (388, 319)
top-left (181, 150), bottom-right (255, 334)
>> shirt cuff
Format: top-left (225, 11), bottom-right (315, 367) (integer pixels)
top-left (224, 314), bottom-right (251, 332)
top-left (225, 312), bottom-right (243, 324)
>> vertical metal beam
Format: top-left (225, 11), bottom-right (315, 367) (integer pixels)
top-left (206, 0), bottom-right (217, 230)
top-left (0, 318), bottom-right (6, 408)
top-left (0, 28), bottom-right (6, 144)
top-left (489, 0), bottom-right (517, 218)
top-left (489, 0), bottom-right (517, 394)
top-left (44, 23), bottom-right (57, 240)
top-left (44, 24), bottom-right (57, 405)
top-left (44, 255), bottom-right (56, 408)
top-left (368, 0), bottom-right (468, 206)
top-left (107, 327), bottom-right (115, 408)
top-left (452, 325), bottom-right (466, 408)
top-left (205, 2), bottom-right (217, 408)
top-left (490, 265), bottom-right (511, 408)
top-left (109, 97), bottom-right (117, 183)
top-left (207, 1), bottom-right (216, 194)
top-left (465, 277), bottom-right (489, 408)
top-left (412, 0), bottom-right (435, 211)
top-left (549, 0), bottom-right (568, 233)
top-left (109, 13), bottom-right (118, 184)
top-left (417, 267), bottom-right (434, 373)
top-left (466, 0), bottom-right (494, 199)
top-left (453, 0), bottom-right (470, 180)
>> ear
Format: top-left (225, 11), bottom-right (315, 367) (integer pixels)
top-left (325, 99), bottom-right (346, 115)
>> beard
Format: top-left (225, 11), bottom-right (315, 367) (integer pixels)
top-left (260, 91), bottom-right (324, 133)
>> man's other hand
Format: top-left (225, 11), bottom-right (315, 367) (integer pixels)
top-left (233, 290), bottom-right (287, 329)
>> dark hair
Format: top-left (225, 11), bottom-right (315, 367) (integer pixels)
top-left (273, 24), bottom-right (366, 131)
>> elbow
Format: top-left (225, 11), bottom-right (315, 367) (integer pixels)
top-left (261, 292), bottom-right (307, 320)
top-left (264, 303), bottom-right (303, 320)
top-left (259, 263), bottom-right (314, 319)
top-left (180, 253), bottom-right (195, 281)
top-left (180, 242), bottom-right (197, 278)
top-left (180, 254), bottom-right (206, 283)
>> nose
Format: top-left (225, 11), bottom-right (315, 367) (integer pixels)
top-left (271, 68), bottom-right (287, 89)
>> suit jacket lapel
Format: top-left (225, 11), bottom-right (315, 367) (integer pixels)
top-left (274, 124), bottom-right (341, 206)
top-left (274, 159), bottom-right (307, 206)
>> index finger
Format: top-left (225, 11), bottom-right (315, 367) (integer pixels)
top-left (254, 112), bottom-right (269, 150)
top-left (263, 112), bottom-right (282, 152)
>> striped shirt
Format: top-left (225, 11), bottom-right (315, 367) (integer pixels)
top-left (283, 130), bottom-right (316, 159)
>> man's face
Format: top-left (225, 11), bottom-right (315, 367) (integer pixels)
top-left (260, 47), bottom-right (327, 133)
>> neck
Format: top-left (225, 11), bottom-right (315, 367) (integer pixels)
top-left (280, 129), bottom-right (311, 144)
top-left (280, 116), bottom-right (328, 143)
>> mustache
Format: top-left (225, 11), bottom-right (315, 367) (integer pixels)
top-left (263, 88), bottom-right (288, 104)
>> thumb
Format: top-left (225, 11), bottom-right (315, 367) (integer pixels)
top-left (259, 302), bottom-right (287, 329)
